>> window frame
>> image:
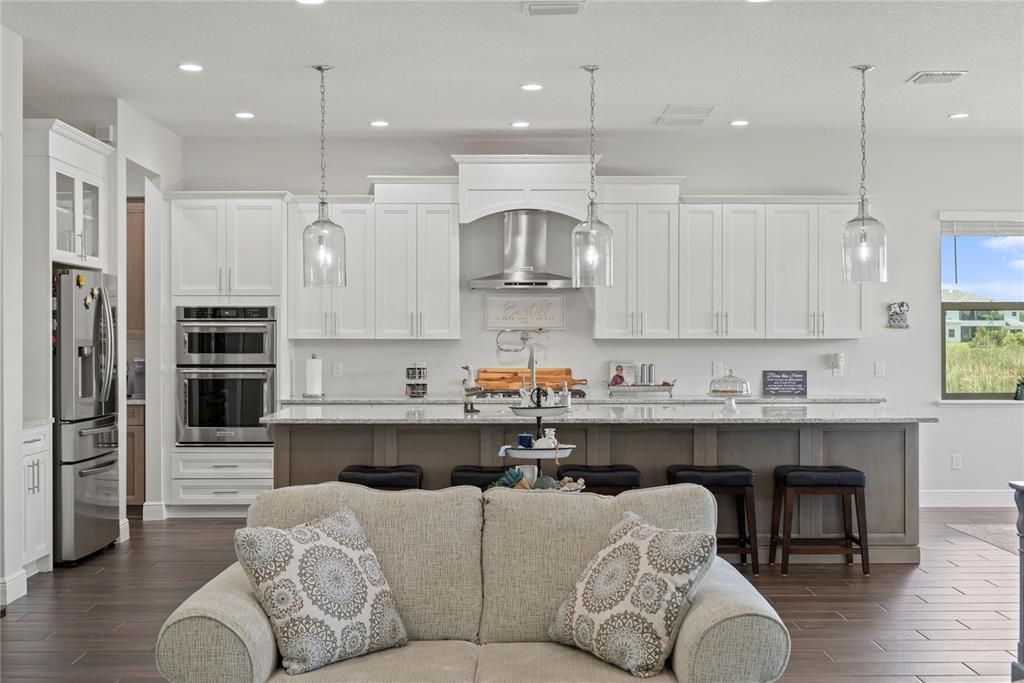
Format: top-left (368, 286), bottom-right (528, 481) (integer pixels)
top-left (941, 301), bottom-right (1024, 400)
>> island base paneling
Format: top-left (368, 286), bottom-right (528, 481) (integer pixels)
top-left (272, 422), bottom-right (920, 563)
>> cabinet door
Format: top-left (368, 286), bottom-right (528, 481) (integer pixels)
top-left (765, 205), bottom-right (819, 339)
top-left (416, 205), bottom-right (460, 339)
top-left (287, 203), bottom-right (331, 338)
top-left (721, 205), bottom-right (766, 338)
top-left (679, 205), bottom-right (721, 338)
top-left (171, 200), bottom-right (226, 295)
top-left (23, 456), bottom-right (48, 564)
top-left (818, 204), bottom-right (866, 339)
top-left (330, 204), bottom-right (375, 338)
top-left (126, 425), bottom-right (146, 506)
top-left (593, 205), bottom-right (638, 339)
top-left (80, 173), bottom-right (104, 269)
top-left (52, 162), bottom-right (80, 264)
top-left (374, 204), bottom-right (418, 339)
top-left (225, 199), bottom-right (282, 295)
top-left (636, 204), bottom-right (679, 338)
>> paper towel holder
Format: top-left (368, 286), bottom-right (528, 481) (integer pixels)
top-left (302, 353), bottom-right (326, 399)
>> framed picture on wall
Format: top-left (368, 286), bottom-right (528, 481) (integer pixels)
top-left (608, 361), bottom-right (639, 387)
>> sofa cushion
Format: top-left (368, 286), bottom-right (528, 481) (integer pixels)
top-left (247, 483), bottom-right (483, 642)
top-left (549, 512), bottom-right (716, 677)
top-left (266, 640), bottom-right (480, 682)
top-left (480, 485), bottom-right (717, 644)
top-left (235, 509), bottom-right (408, 674)
top-left (477, 642), bottom-right (677, 682)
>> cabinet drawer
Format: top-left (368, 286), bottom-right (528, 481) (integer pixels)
top-left (22, 427), bottom-right (50, 457)
top-left (127, 405), bottom-right (145, 426)
top-left (170, 479), bottom-right (273, 506)
top-left (170, 450), bottom-right (274, 478)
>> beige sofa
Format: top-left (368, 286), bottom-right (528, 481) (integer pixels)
top-left (156, 483), bottom-right (790, 682)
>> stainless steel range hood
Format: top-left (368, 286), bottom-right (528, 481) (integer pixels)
top-left (469, 210), bottom-right (574, 289)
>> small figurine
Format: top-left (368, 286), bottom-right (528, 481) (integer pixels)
top-left (461, 364), bottom-right (481, 414)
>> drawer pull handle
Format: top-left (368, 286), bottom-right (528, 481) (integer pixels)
top-left (22, 437), bottom-right (43, 444)
top-left (211, 464), bottom-right (239, 468)
top-left (212, 490), bottom-right (239, 495)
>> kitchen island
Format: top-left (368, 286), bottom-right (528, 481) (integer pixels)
top-left (263, 403), bottom-right (936, 562)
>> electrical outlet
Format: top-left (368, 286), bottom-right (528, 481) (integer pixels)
top-left (951, 453), bottom-right (963, 470)
top-left (712, 361), bottom-right (724, 377)
top-left (874, 361), bottom-right (886, 378)
top-left (332, 362), bottom-right (344, 377)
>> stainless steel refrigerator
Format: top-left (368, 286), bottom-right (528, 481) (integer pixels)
top-left (52, 268), bottom-right (119, 563)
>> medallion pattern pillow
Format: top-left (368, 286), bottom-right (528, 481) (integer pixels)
top-left (549, 512), bottom-right (716, 678)
top-left (234, 508), bottom-right (408, 675)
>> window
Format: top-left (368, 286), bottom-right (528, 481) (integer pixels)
top-left (941, 229), bottom-right (1024, 399)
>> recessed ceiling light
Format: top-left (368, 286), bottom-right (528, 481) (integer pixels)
top-left (520, 83), bottom-right (544, 91)
top-left (948, 112), bottom-right (970, 119)
top-left (511, 121), bottom-right (531, 128)
top-left (234, 112), bottom-right (255, 120)
top-left (178, 63), bottom-right (203, 72)
top-left (295, 0), bottom-right (326, 4)
top-left (745, 0), bottom-right (773, 3)
top-left (730, 120), bottom-right (750, 127)
top-left (370, 120), bottom-right (389, 127)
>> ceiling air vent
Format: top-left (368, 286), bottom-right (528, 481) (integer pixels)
top-left (907, 70), bottom-right (967, 84)
top-left (654, 116), bottom-right (707, 126)
top-left (523, 1), bottom-right (584, 16)
top-left (654, 105), bottom-right (715, 127)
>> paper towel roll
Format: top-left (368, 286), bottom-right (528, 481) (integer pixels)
top-left (305, 356), bottom-right (323, 396)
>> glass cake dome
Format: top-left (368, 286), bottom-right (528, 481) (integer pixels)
top-left (709, 369), bottom-right (751, 397)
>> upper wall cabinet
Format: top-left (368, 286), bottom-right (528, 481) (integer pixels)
top-left (25, 119), bottom-right (113, 270)
top-left (169, 194), bottom-right (286, 297)
top-left (816, 204), bottom-right (867, 339)
top-left (765, 205), bottom-right (820, 339)
top-left (287, 199), bottom-right (375, 339)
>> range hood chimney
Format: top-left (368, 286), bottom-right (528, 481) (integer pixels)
top-left (469, 210), bottom-right (574, 289)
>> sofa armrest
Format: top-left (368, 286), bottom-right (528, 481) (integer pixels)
top-left (156, 563), bottom-right (278, 683)
top-left (672, 557), bottom-right (790, 683)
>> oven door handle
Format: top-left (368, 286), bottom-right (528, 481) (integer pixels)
top-left (177, 323), bottom-right (274, 333)
top-left (179, 368), bottom-right (274, 379)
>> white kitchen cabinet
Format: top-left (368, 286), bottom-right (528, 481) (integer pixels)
top-left (171, 195), bottom-right (285, 297)
top-left (25, 119), bottom-right (113, 270)
top-left (594, 204), bottom-right (678, 339)
top-left (817, 204), bottom-right (867, 338)
top-left (374, 203), bottom-right (460, 340)
top-left (765, 205), bottom-right (819, 339)
top-left (287, 201), bottom-right (375, 339)
top-left (679, 205), bottom-right (720, 338)
top-left (21, 426), bottom-right (51, 569)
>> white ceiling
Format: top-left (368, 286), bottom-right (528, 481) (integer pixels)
top-left (2, 0), bottom-right (1022, 139)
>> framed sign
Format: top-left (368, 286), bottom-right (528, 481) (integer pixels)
top-left (485, 295), bottom-right (565, 330)
top-left (762, 370), bottom-right (808, 397)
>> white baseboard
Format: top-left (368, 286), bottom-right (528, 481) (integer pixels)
top-left (920, 489), bottom-right (1015, 508)
top-left (164, 505), bottom-right (249, 519)
top-left (0, 569), bottom-right (27, 605)
top-left (142, 502), bottom-right (167, 521)
top-left (118, 518), bottom-right (131, 543)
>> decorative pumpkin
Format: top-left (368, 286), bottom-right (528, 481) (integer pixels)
top-left (534, 475), bottom-right (558, 490)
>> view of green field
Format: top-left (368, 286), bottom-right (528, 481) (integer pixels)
top-left (945, 328), bottom-right (1024, 394)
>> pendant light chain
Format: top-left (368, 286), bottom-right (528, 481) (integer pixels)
top-left (318, 66), bottom-right (328, 203)
top-left (859, 66), bottom-right (868, 200)
top-left (584, 65), bottom-right (599, 204)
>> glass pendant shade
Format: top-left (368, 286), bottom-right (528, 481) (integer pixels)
top-left (302, 201), bottom-right (346, 287)
top-left (571, 203), bottom-right (613, 288)
top-left (842, 200), bottom-right (887, 283)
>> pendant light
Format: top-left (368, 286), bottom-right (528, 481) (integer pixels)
top-left (842, 65), bottom-right (887, 283)
top-left (571, 65), bottom-right (613, 288)
top-left (302, 65), bottom-right (347, 287)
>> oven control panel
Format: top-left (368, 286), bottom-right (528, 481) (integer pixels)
top-left (177, 306), bottom-right (276, 321)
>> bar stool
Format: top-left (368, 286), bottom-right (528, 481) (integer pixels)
top-left (338, 465), bottom-right (424, 491)
top-left (556, 465), bottom-right (643, 495)
top-left (770, 465), bottom-right (869, 576)
top-left (667, 464), bottom-right (759, 575)
top-left (450, 465), bottom-right (509, 489)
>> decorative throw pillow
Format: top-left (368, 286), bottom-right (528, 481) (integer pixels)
top-left (234, 508), bottom-right (408, 675)
top-left (548, 512), bottom-right (716, 678)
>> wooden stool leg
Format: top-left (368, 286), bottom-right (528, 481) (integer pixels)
top-left (735, 494), bottom-right (748, 565)
top-left (769, 484), bottom-right (782, 566)
top-left (744, 485), bottom-right (760, 576)
top-left (855, 488), bottom-right (870, 575)
top-left (781, 487), bottom-right (795, 576)
top-left (842, 492), bottom-right (854, 565)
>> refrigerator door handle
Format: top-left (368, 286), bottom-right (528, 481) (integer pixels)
top-left (78, 459), bottom-right (117, 477)
top-left (78, 424), bottom-right (118, 437)
top-left (99, 287), bottom-right (115, 401)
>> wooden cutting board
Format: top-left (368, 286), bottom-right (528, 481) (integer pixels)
top-left (476, 368), bottom-right (587, 391)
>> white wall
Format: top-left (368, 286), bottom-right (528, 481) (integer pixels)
top-left (182, 131), bottom-right (1024, 505)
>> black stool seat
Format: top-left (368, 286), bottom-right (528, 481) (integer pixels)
top-left (451, 465), bottom-right (509, 489)
top-left (774, 465), bottom-right (865, 488)
top-left (668, 464), bottom-right (755, 488)
top-left (556, 464), bottom-right (643, 488)
top-left (339, 465), bottom-right (423, 490)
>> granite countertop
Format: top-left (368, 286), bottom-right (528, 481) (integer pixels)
top-left (282, 394), bottom-right (887, 407)
top-left (263, 403), bottom-right (936, 426)
top-left (127, 397), bottom-right (146, 405)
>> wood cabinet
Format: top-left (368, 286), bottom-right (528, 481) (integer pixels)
top-left (126, 201), bottom-right (145, 339)
top-left (21, 426), bottom-right (51, 568)
top-left (287, 201), bottom-right (375, 339)
top-left (594, 204), bottom-right (679, 339)
top-left (126, 405), bottom-right (145, 506)
top-left (374, 203), bottom-right (460, 340)
top-left (170, 195), bottom-right (284, 297)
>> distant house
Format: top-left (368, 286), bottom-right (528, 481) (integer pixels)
top-left (943, 288), bottom-right (1024, 342)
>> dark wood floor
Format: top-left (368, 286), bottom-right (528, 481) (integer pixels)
top-left (0, 509), bottom-right (1018, 682)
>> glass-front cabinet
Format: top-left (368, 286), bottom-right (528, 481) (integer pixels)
top-left (51, 161), bottom-right (105, 268)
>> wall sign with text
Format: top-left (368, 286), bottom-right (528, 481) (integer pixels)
top-left (762, 370), bottom-right (808, 397)
top-left (485, 295), bottom-right (565, 330)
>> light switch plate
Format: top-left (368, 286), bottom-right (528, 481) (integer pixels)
top-left (712, 361), bottom-right (724, 377)
top-left (874, 361), bottom-right (886, 378)
top-left (332, 362), bottom-right (344, 377)
top-left (951, 453), bottom-right (963, 470)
